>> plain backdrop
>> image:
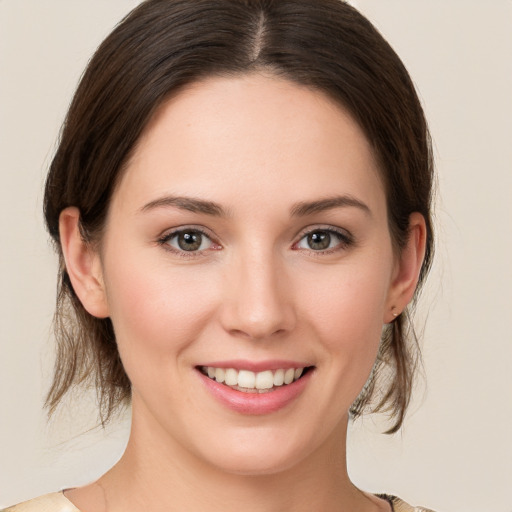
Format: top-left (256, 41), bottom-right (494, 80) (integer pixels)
top-left (1, 1), bottom-right (511, 511)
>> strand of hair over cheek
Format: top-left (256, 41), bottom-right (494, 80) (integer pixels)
top-left (351, 311), bottom-right (422, 434)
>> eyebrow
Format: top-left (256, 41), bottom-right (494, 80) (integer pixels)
top-left (140, 196), bottom-right (227, 216)
top-left (139, 194), bottom-right (371, 218)
top-left (290, 195), bottom-right (371, 217)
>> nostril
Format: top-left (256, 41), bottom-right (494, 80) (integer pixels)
top-left (219, 272), bottom-right (297, 339)
top-left (227, 326), bottom-right (287, 341)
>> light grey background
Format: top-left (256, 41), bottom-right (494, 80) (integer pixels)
top-left (1, 1), bottom-right (511, 511)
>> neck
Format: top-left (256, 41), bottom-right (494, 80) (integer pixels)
top-left (79, 403), bottom-right (384, 512)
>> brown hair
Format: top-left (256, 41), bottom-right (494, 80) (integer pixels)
top-left (44, 0), bottom-right (434, 433)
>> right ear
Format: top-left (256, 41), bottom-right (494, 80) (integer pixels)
top-left (59, 207), bottom-right (110, 318)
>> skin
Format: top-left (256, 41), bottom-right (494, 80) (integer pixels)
top-left (60, 73), bottom-right (426, 512)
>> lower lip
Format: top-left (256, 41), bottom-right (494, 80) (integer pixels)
top-left (197, 369), bottom-right (313, 415)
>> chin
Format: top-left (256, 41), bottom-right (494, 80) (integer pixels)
top-left (191, 421), bottom-right (336, 478)
top-left (205, 446), bottom-right (306, 477)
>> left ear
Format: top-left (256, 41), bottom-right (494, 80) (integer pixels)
top-left (384, 212), bottom-right (427, 323)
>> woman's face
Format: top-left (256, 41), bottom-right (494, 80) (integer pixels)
top-left (94, 74), bottom-right (402, 474)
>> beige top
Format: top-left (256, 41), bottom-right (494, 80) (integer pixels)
top-left (1, 492), bottom-right (436, 512)
top-left (1, 493), bottom-right (79, 512)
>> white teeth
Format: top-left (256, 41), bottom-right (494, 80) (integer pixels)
top-left (255, 370), bottom-right (274, 390)
top-left (238, 369), bottom-right (256, 388)
top-left (273, 369), bottom-right (285, 386)
top-left (204, 366), bottom-right (307, 390)
top-left (284, 368), bottom-right (295, 385)
top-left (224, 368), bottom-right (238, 386)
top-left (214, 367), bottom-right (225, 383)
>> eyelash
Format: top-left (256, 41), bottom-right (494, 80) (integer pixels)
top-left (293, 226), bottom-right (354, 255)
top-left (157, 226), bottom-right (219, 259)
top-left (157, 225), bottom-right (354, 258)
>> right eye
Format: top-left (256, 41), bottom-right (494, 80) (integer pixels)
top-left (161, 229), bottom-right (215, 253)
top-left (294, 227), bottom-right (353, 253)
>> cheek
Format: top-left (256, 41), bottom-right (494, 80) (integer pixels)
top-left (102, 254), bottom-right (219, 379)
top-left (297, 254), bottom-right (393, 389)
top-left (304, 258), bottom-right (390, 337)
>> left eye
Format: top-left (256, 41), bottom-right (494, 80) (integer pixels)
top-left (296, 229), bottom-right (348, 251)
top-left (165, 229), bottom-right (213, 252)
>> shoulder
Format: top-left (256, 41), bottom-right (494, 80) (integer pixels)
top-left (1, 493), bottom-right (80, 512)
top-left (378, 494), bottom-right (437, 512)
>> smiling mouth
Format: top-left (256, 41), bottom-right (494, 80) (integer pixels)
top-left (199, 366), bottom-right (313, 394)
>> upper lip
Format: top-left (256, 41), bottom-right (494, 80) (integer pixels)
top-left (197, 359), bottom-right (313, 372)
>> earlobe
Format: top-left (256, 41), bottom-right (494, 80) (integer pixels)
top-left (59, 207), bottom-right (110, 319)
top-left (385, 212), bottom-right (427, 323)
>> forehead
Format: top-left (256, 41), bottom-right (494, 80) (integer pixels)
top-left (116, 73), bottom-right (385, 215)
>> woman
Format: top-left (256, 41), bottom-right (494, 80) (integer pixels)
top-left (3, 1), bottom-right (435, 510)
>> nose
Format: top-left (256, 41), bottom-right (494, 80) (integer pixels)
top-left (220, 249), bottom-right (296, 340)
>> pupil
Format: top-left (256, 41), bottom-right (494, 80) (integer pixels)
top-left (308, 231), bottom-right (330, 250)
top-left (178, 231), bottom-right (202, 251)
